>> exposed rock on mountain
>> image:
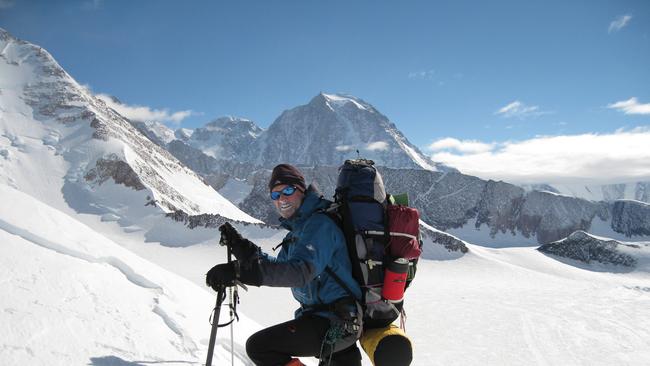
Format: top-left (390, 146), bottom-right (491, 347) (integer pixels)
top-left (236, 165), bottom-right (645, 245)
top-left (84, 154), bottom-right (146, 191)
top-left (538, 231), bottom-right (640, 267)
top-left (611, 200), bottom-right (650, 237)
top-left (419, 222), bottom-right (469, 256)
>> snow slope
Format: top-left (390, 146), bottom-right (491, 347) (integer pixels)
top-left (99, 214), bottom-right (650, 366)
top-left (407, 243), bottom-right (650, 365)
top-left (0, 185), bottom-right (260, 366)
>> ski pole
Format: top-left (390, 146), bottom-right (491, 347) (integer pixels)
top-left (206, 285), bottom-right (226, 366)
top-left (206, 224), bottom-right (247, 366)
top-left (227, 238), bottom-right (236, 366)
top-left (206, 228), bottom-right (231, 366)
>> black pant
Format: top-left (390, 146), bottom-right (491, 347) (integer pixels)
top-left (245, 314), bottom-right (362, 366)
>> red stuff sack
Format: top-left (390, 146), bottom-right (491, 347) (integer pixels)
top-left (387, 205), bottom-right (422, 259)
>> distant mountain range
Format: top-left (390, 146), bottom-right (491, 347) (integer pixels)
top-left (132, 93), bottom-right (650, 245)
top-left (2, 26), bottom-right (649, 250)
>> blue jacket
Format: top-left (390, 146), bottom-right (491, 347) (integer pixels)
top-left (257, 188), bottom-right (361, 316)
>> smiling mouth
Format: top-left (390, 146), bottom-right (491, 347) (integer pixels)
top-left (279, 202), bottom-right (293, 211)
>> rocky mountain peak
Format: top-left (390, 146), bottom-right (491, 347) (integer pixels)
top-left (181, 116), bottom-right (262, 160)
top-left (313, 92), bottom-right (377, 113)
top-left (202, 116), bottom-right (263, 135)
top-left (254, 92), bottom-right (444, 170)
top-left (174, 128), bottom-right (194, 141)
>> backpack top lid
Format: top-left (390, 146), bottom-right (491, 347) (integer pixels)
top-left (335, 159), bottom-right (386, 204)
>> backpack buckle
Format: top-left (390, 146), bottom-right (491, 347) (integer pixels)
top-left (366, 259), bottom-right (383, 270)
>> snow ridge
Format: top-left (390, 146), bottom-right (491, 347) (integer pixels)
top-left (0, 27), bottom-right (259, 223)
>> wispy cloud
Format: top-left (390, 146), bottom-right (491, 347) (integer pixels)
top-left (609, 15), bottom-right (632, 33)
top-left (335, 145), bottom-right (353, 152)
top-left (82, 0), bottom-right (103, 10)
top-left (0, 0), bottom-right (15, 9)
top-left (429, 138), bottom-right (495, 154)
top-left (365, 141), bottom-right (390, 151)
top-left (607, 97), bottom-right (650, 115)
top-left (96, 94), bottom-right (195, 125)
top-left (408, 70), bottom-right (435, 80)
top-left (429, 128), bottom-right (650, 185)
top-left (495, 100), bottom-right (550, 119)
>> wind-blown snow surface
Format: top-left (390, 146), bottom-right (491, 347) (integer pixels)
top-left (0, 185), bottom-right (261, 365)
top-left (95, 216), bottom-right (650, 366)
top-left (4, 187), bottom-right (649, 366)
top-left (407, 244), bottom-right (650, 366)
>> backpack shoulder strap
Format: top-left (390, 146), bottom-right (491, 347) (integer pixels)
top-left (325, 266), bottom-right (359, 301)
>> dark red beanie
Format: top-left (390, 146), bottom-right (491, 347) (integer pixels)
top-left (268, 164), bottom-right (307, 192)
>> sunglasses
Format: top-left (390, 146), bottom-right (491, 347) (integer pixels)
top-left (270, 186), bottom-right (299, 200)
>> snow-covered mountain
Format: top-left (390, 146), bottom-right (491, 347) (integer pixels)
top-left (135, 90), bottom-right (650, 246)
top-left (185, 116), bottom-right (263, 160)
top-left (0, 28), bottom-right (258, 224)
top-left (143, 93), bottom-right (449, 191)
top-left (522, 181), bottom-right (650, 203)
top-left (131, 119), bottom-right (177, 147)
top-left (252, 93), bottom-right (445, 170)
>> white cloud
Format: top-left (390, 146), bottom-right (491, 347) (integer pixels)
top-left (335, 145), bottom-right (353, 152)
top-left (82, 0), bottom-right (103, 10)
top-left (408, 70), bottom-right (435, 80)
top-left (429, 137), bottom-right (495, 154)
top-left (365, 141), bottom-right (389, 151)
top-left (430, 129), bottom-right (650, 185)
top-left (495, 100), bottom-right (549, 119)
top-left (609, 15), bottom-right (632, 33)
top-left (96, 94), bottom-right (194, 125)
top-left (607, 97), bottom-right (650, 115)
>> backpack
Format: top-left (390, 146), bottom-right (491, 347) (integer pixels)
top-left (324, 159), bottom-right (422, 329)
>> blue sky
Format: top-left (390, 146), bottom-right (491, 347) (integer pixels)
top-left (1, 0), bottom-right (649, 184)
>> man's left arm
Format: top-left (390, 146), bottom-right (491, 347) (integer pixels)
top-left (236, 217), bottom-right (336, 287)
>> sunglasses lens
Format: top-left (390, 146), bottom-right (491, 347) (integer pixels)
top-left (270, 186), bottom-right (298, 200)
top-left (282, 186), bottom-right (296, 196)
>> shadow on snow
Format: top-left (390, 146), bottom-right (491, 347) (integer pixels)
top-left (88, 356), bottom-right (199, 366)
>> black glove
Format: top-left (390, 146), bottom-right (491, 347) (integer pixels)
top-left (219, 222), bottom-right (260, 261)
top-left (205, 262), bottom-right (237, 290)
top-left (205, 260), bottom-right (264, 290)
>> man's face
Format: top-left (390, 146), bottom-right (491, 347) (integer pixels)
top-left (270, 184), bottom-right (305, 219)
